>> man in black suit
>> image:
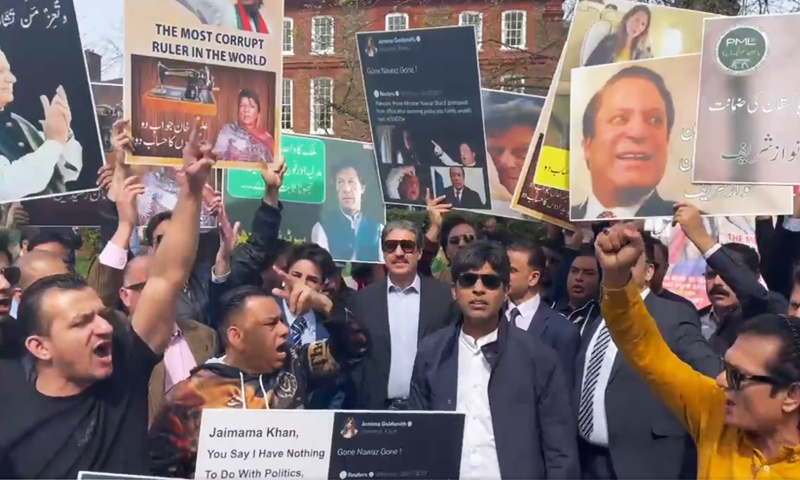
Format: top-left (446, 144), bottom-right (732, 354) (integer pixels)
top-left (442, 166), bottom-right (483, 209)
top-left (410, 241), bottom-right (579, 479)
top-left (576, 234), bottom-right (720, 479)
top-left (571, 66), bottom-right (678, 220)
top-left (644, 234), bottom-right (697, 311)
top-left (347, 220), bottom-right (453, 410)
top-left (506, 239), bottom-right (579, 386)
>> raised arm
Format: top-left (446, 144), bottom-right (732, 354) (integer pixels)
top-left (132, 119), bottom-right (213, 354)
top-left (596, 223), bottom-right (725, 441)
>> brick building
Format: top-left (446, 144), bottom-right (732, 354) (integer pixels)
top-left (282, 0), bottom-right (565, 141)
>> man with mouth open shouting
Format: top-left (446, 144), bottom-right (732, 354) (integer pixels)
top-left (571, 66), bottom-right (678, 220)
top-left (0, 119), bottom-right (214, 479)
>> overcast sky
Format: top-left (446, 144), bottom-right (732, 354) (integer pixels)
top-left (75, 0), bottom-right (124, 80)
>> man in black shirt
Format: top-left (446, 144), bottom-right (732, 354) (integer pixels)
top-left (0, 120), bottom-right (215, 479)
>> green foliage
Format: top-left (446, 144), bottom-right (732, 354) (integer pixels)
top-left (78, 228), bottom-right (103, 257)
top-left (384, 207), bottom-right (548, 242)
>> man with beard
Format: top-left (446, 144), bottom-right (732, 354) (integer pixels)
top-left (173, 0), bottom-right (273, 34)
top-left (148, 272), bottom-right (370, 478)
top-left (214, 89), bottom-right (275, 163)
top-left (311, 163), bottom-right (384, 262)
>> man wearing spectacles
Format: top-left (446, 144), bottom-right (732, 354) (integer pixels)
top-left (347, 220), bottom-right (453, 410)
top-left (599, 222), bottom-right (800, 479)
top-left (410, 240), bottom-right (579, 479)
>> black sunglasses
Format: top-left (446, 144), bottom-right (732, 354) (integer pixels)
top-left (383, 240), bottom-right (417, 254)
top-left (123, 281), bottom-right (147, 292)
top-left (448, 234), bottom-right (475, 246)
top-left (456, 273), bottom-right (503, 290)
top-left (724, 360), bottom-right (781, 391)
top-left (1, 266), bottom-right (20, 286)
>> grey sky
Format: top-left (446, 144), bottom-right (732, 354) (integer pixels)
top-left (75, 0), bottom-right (123, 80)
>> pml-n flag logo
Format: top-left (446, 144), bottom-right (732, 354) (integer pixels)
top-left (715, 25), bottom-right (768, 75)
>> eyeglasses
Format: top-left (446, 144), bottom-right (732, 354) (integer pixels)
top-left (723, 360), bottom-right (780, 390)
top-left (448, 234), bottom-right (475, 246)
top-left (456, 273), bottom-right (503, 290)
top-left (382, 240), bottom-right (417, 254)
top-left (123, 282), bottom-right (146, 292)
top-left (1, 266), bottom-right (20, 285)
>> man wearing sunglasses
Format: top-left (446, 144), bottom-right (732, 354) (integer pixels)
top-left (348, 220), bottom-right (453, 410)
top-left (410, 240), bottom-right (579, 479)
top-left (599, 222), bottom-right (800, 479)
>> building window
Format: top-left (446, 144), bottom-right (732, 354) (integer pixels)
top-left (281, 78), bottom-right (293, 131)
top-left (311, 16), bottom-right (334, 55)
top-left (310, 77), bottom-right (334, 134)
top-left (282, 18), bottom-right (293, 54)
top-left (501, 10), bottom-right (527, 50)
top-left (500, 74), bottom-right (525, 93)
top-left (459, 11), bottom-right (483, 49)
top-left (385, 12), bottom-right (408, 31)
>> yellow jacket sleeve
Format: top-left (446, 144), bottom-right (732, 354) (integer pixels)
top-left (601, 281), bottom-right (726, 443)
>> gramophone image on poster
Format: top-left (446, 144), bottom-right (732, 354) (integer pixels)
top-left (123, 0), bottom-right (283, 170)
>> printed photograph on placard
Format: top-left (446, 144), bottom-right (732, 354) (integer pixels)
top-left (225, 135), bottom-right (386, 264)
top-left (569, 54), bottom-right (793, 220)
top-left (124, 0), bottom-right (282, 169)
top-left (511, 0), bottom-right (718, 223)
top-left (93, 82), bottom-right (124, 154)
top-left (0, 0), bottom-right (106, 204)
top-left (432, 166), bottom-right (488, 209)
top-left (357, 26), bottom-right (491, 209)
top-left (694, 14), bottom-right (800, 185)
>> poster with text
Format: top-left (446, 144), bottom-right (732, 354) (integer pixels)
top-left (225, 134), bottom-right (387, 263)
top-left (124, 0), bottom-right (282, 169)
top-left (0, 0), bottom-right (105, 204)
top-left (511, 0), bottom-right (718, 224)
top-left (569, 54), bottom-right (792, 220)
top-left (357, 26), bottom-right (491, 209)
top-left (694, 14), bottom-right (800, 185)
top-left (195, 409), bottom-right (464, 480)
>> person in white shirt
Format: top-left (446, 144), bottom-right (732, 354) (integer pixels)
top-left (173, 0), bottom-right (273, 34)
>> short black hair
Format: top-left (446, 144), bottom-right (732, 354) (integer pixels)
top-left (452, 240), bottom-right (510, 287)
top-left (238, 88), bottom-right (261, 112)
top-left (582, 66), bottom-right (676, 141)
top-left (285, 243), bottom-right (336, 283)
top-left (721, 242), bottom-right (760, 276)
top-left (334, 163), bottom-right (364, 185)
top-left (217, 285), bottom-right (275, 347)
top-left (508, 239), bottom-right (546, 272)
top-left (642, 231), bottom-right (657, 265)
top-left (19, 273), bottom-right (88, 338)
top-left (740, 313), bottom-right (800, 394)
top-left (440, 214), bottom-right (479, 252)
top-left (27, 231), bottom-right (74, 254)
top-left (571, 245), bottom-right (603, 283)
top-left (145, 211), bottom-right (173, 246)
top-left (484, 96), bottom-right (542, 134)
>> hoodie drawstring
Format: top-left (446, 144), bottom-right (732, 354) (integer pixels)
top-left (238, 371), bottom-right (270, 410)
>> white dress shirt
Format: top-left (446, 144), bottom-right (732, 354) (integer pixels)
top-left (283, 300), bottom-right (317, 345)
top-left (580, 288), bottom-right (649, 447)
top-left (386, 275), bottom-right (422, 400)
top-left (505, 294), bottom-right (541, 332)
top-left (583, 191), bottom-right (654, 220)
top-left (0, 137), bottom-right (82, 203)
top-left (457, 328), bottom-right (502, 480)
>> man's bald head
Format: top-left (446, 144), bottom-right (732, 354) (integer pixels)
top-left (123, 254), bottom-right (153, 287)
top-left (15, 251), bottom-right (69, 290)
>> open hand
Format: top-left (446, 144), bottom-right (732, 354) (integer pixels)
top-left (271, 266), bottom-right (332, 316)
top-left (117, 176), bottom-right (145, 226)
top-left (217, 201), bottom-right (241, 256)
top-left (40, 85), bottom-right (70, 144)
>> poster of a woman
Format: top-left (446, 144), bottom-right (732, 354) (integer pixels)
top-left (584, 4), bottom-right (653, 66)
top-left (214, 88), bottom-right (275, 163)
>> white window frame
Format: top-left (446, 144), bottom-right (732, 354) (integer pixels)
top-left (385, 12), bottom-right (409, 31)
top-left (282, 18), bottom-right (294, 55)
top-left (501, 10), bottom-right (527, 50)
top-left (310, 77), bottom-right (334, 135)
top-left (459, 11), bottom-right (483, 50)
top-left (311, 16), bottom-right (335, 55)
top-left (500, 74), bottom-right (525, 93)
top-left (281, 78), bottom-right (293, 132)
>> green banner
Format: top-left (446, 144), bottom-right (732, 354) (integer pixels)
top-left (226, 135), bottom-right (326, 204)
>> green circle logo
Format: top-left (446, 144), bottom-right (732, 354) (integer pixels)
top-left (716, 25), bottom-right (768, 75)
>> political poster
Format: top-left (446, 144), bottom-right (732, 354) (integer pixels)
top-left (357, 26), bottom-right (491, 210)
top-left (0, 0), bottom-right (105, 204)
top-left (195, 409), bottom-right (464, 480)
top-left (224, 134), bottom-right (386, 263)
top-left (124, 0), bottom-right (283, 169)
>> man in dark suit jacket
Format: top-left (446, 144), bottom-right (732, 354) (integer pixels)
top-left (410, 240), bottom-right (579, 479)
top-left (348, 220), bottom-right (453, 410)
top-left (575, 245), bottom-right (720, 479)
top-left (442, 166), bottom-right (483, 209)
top-left (506, 239), bottom-right (579, 386)
top-left (643, 234), bottom-right (698, 311)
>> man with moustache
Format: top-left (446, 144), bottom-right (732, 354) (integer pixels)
top-left (173, 0), bottom-right (273, 34)
top-left (571, 66), bottom-right (679, 220)
top-left (0, 46), bottom-right (83, 202)
top-left (311, 163), bottom-right (384, 263)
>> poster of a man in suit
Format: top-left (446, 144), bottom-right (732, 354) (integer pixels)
top-left (435, 166), bottom-right (485, 210)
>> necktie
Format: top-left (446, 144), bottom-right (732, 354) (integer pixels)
top-left (290, 316), bottom-right (308, 348)
top-left (578, 324), bottom-right (612, 438)
top-left (597, 211), bottom-right (616, 219)
top-left (508, 307), bottom-right (521, 327)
